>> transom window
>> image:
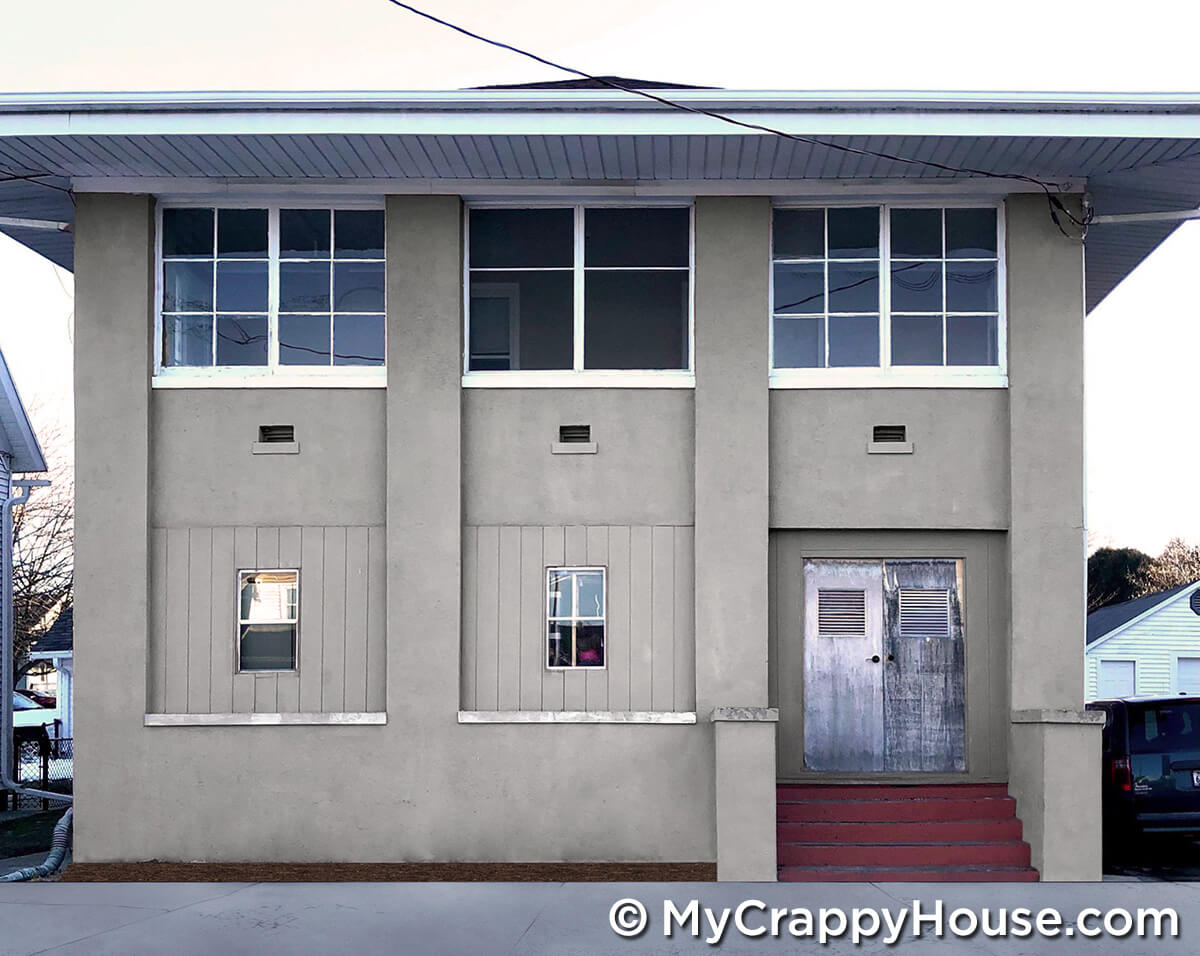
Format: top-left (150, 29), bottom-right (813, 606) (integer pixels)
top-left (771, 204), bottom-right (1004, 384)
top-left (158, 205), bottom-right (385, 382)
top-left (237, 570), bottom-right (299, 672)
top-left (546, 567), bottom-right (606, 669)
top-left (466, 206), bottom-right (692, 383)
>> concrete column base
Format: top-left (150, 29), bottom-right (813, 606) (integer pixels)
top-left (1009, 710), bottom-right (1105, 881)
top-left (712, 707), bottom-right (778, 881)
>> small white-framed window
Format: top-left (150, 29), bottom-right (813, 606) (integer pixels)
top-left (237, 569), bottom-right (299, 672)
top-left (464, 204), bottom-right (694, 387)
top-left (1096, 659), bottom-right (1137, 698)
top-left (156, 203), bottom-right (385, 387)
top-left (770, 202), bottom-right (1006, 388)
top-left (1175, 656), bottom-right (1200, 695)
top-left (546, 567), bottom-right (606, 669)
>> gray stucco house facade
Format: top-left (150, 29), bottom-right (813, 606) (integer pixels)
top-left (1, 84), bottom-right (1197, 881)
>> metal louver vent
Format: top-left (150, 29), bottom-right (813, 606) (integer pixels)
top-left (258, 424), bottom-right (294, 443)
top-left (1191, 589), bottom-right (1200, 616)
top-left (817, 589), bottom-right (866, 636)
top-left (872, 424), bottom-right (907, 443)
top-left (559, 424), bottom-right (591, 443)
top-left (899, 588), bottom-right (951, 638)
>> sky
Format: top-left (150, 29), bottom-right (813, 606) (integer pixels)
top-left (0, 0), bottom-right (1197, 554)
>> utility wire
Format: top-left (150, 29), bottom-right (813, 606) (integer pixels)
top-left (383, 1), bottom-right (1092, 238)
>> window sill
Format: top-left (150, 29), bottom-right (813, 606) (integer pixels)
top-left (769, 369), bottom-right (1008, 389)
top-left (463, 371), bottom-right (695, 389)
top-left (153, 368), bottom-right (387, 389)
top-left (458, 710), bottom-right (696, 724)
top-left (144, 712), bottom-right (386, 726)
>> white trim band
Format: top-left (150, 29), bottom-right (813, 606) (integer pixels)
top-left (144, 712), bottom-right (387, 726)
top-left (458, 710), bottom-right (697, 724)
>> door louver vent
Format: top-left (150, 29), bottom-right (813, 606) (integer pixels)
top-left (558, 424), bottom-right (591, 443)
top-left (258, 424), bottom-right (295, 443)
top-left (817, 589), bottom-right (867, 636)
top-left (1191, 590), bottom-right (1200, 616)
top-left (872, 424), bottom-right (907, 443)
top-left (899, 588), bottom-right (951, 638)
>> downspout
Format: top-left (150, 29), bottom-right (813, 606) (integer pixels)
top-left (2, 478), bottom-right (64, 804)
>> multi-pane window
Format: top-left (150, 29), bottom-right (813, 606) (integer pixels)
top-left (159, 206), bottom-right (385, 375)
top-left (467, 206), bottom-right (691, 375)
top-left (772, 205), bottom-right (1002, 374)
top-left (546, 567), bottom-right (606, 669)
top-left (237, 570), bottom-right (298, 671)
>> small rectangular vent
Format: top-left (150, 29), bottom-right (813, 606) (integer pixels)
top-left (258, 424), bottom-right (295, 444)
top-left (899, 588), bottom-right (952, 639)
top-left (558, 424), bottom-right (591, 443)
top-left (872, 424), bottom-right (907, 443)
top-left (817, 589), bottom-right (866, 636)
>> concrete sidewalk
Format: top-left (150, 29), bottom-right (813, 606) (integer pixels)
top-left (1, 880), bottom-right (1198, 954)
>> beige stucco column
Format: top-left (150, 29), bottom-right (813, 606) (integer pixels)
top-left (1005, 193), bottom-right (1103, 881)
top-left (72, 193), bottom-right (156, 861)
top-left (694, 197), bottom-right (777, 880)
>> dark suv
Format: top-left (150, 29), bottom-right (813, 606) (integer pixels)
top-left (1087, 696), bottom-right (1200, 859)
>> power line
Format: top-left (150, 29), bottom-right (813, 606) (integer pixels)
top-left (383, 1), bottom-right (1092, 238)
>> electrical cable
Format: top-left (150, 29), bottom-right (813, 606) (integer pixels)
top-left (383, 1), bottom-right (1093, 238)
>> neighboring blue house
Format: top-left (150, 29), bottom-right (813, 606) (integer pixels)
top-left (1086, 581), bottom-right (1200, 700)
top-left (28, 605), bottom-right (73, 739)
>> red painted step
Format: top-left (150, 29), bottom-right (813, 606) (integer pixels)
top-left (778, 817), bottom-right (1024, 844)
top-left (778, 783), bottom-right (1009, 801)
top-left (779, 865), bottom-right (1039, 883)
top-left (778, 796), bottom-right (1017, 822)
top-left (779, 841), bottom-right (1031, 867)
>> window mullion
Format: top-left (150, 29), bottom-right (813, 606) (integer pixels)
top-left (210, 208), bottom-right (218, 367)
top-left (880, 205), bottom-right (891, 371)
top-left (268, 207), bottom-right (280, 371)
top-left (573, 206), bottom-right (585, 372)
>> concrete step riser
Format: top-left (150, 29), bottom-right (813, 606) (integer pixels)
top-left (777, 797), bottom-right (1016, 822)
top-left (778, 867), bottom-right (1039, 883)
top-left (778, 842), bottom-right (1032, 867)
top-left (777, 819), bottom-right (1024, 843)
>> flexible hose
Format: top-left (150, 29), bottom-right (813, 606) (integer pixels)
top-left (0, 807), bottom-right (72, 881)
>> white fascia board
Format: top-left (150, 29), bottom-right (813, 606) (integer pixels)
top-left (1086, 581), bottom-right (1200, 652)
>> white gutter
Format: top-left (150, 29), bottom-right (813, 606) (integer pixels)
top-left (1, 479), bottom-right (65, 804)
top-left (0, 217), bottom-right (71, 232)
top-left (1090, 207), bottom-right (1200, 224)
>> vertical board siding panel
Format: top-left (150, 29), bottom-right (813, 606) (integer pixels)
top-left (257, 527), bottom-right (280, 569)
top-left (497, 526), bottom-right (523, 710)
top-left (276, 527), bottom-right (303, 713)
top-left (461, 526), bottom-right (478, 710)
top-left (343, 526), bottom-right (370, 712)
top-left (607, 526), bottom-right (632, 711)
top-left (628, 526), bottom-right (654, 711)
top-left (519, 526), bottom-right (543, 711)
top-left (365, 526), bottom-right (387, 712)
top-left (585, 526), bottom-right (610, 712)
top-left (186, 529), bottom-right (213, 714)
top-left (251, 527), bottom-right (281, 715)
top-left (562, 526), bottom-right (589, 711)
top-left (475, 526), bottom-right (501, 711)
top-left (767, 533), bottom-right (778, 709)
top-left (541, 527), bottom-right (565, 710)
top-left (209, 527), bottom-right (236, 714)
top-left (651, 526), bottom-right (675, 711)
top-left (988, 535), bottom-right (1009, 777)
top-left (163, 527), bottom-right (191, 714)
top-left (231, 526), bottom-right (258, 713)
top-left (298, 527), bottom-right (325, 713)
top-left (673, 526), bottom-right (696, 711)
top-left (322, 527), bottom-right (348, 712)
top-left (254, 675), bottom-right (278, 712)
top-left (148, 528), bottom-right (167, 713)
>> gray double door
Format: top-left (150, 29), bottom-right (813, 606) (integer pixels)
top-left (801, 558), bottom-right (966, 773)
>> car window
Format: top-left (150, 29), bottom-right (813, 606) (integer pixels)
top-left (12, 693), bottom-right (40, 710)
top-left (1128, 702), bottom-right (1199, 753)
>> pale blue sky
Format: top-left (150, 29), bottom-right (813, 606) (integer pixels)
top-left (0, 0), bottom-right (1196, 553)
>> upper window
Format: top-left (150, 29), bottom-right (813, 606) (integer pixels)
top-left (466, 206), bottom-right (692, 383)
top-left (238, 569), bottom-right (298, 672)
top-left (158, 206), bottom-right (385, 383)
top-left (771, 205), bottom-right (1003, 385)
top-left (547, 567), bottom-right (606, 669)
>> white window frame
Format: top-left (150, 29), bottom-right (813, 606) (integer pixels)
top-left (769, 200), bottom-right (1007, 389)
top-left (236, 568), bottom-right (300, 674)
top-left (1096, 658), bottom-right (1138, 698)
top-left (1174, 655), bottom-right (1200, 696)
top-left (462, 202), bottom-right (695, 388)
top-left (153, 199), bottom-right (387, 389)
top-left (546, 566), bottom-right (607, 671)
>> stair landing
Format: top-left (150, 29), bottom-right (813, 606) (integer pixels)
top-left (777, 783), bottom-right (1038, 882)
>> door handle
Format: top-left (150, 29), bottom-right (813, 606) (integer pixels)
top-left (867, 654), bottom-right (881, 663)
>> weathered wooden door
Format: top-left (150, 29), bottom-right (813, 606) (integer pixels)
top-left (803, 558), bottom-right (965, 773)
top-left (803, 560), bottom-right (886, 771)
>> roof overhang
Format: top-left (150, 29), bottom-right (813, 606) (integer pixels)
top-left (0, 349), bottom-right (46, 473)
top-left (2, 89), bottom-right (1197, 311)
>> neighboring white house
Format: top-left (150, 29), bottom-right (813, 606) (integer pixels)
top-left (27, 605), bottom-right (72, 739)
top-left (1086, 580), bottom-right (1200, 700)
